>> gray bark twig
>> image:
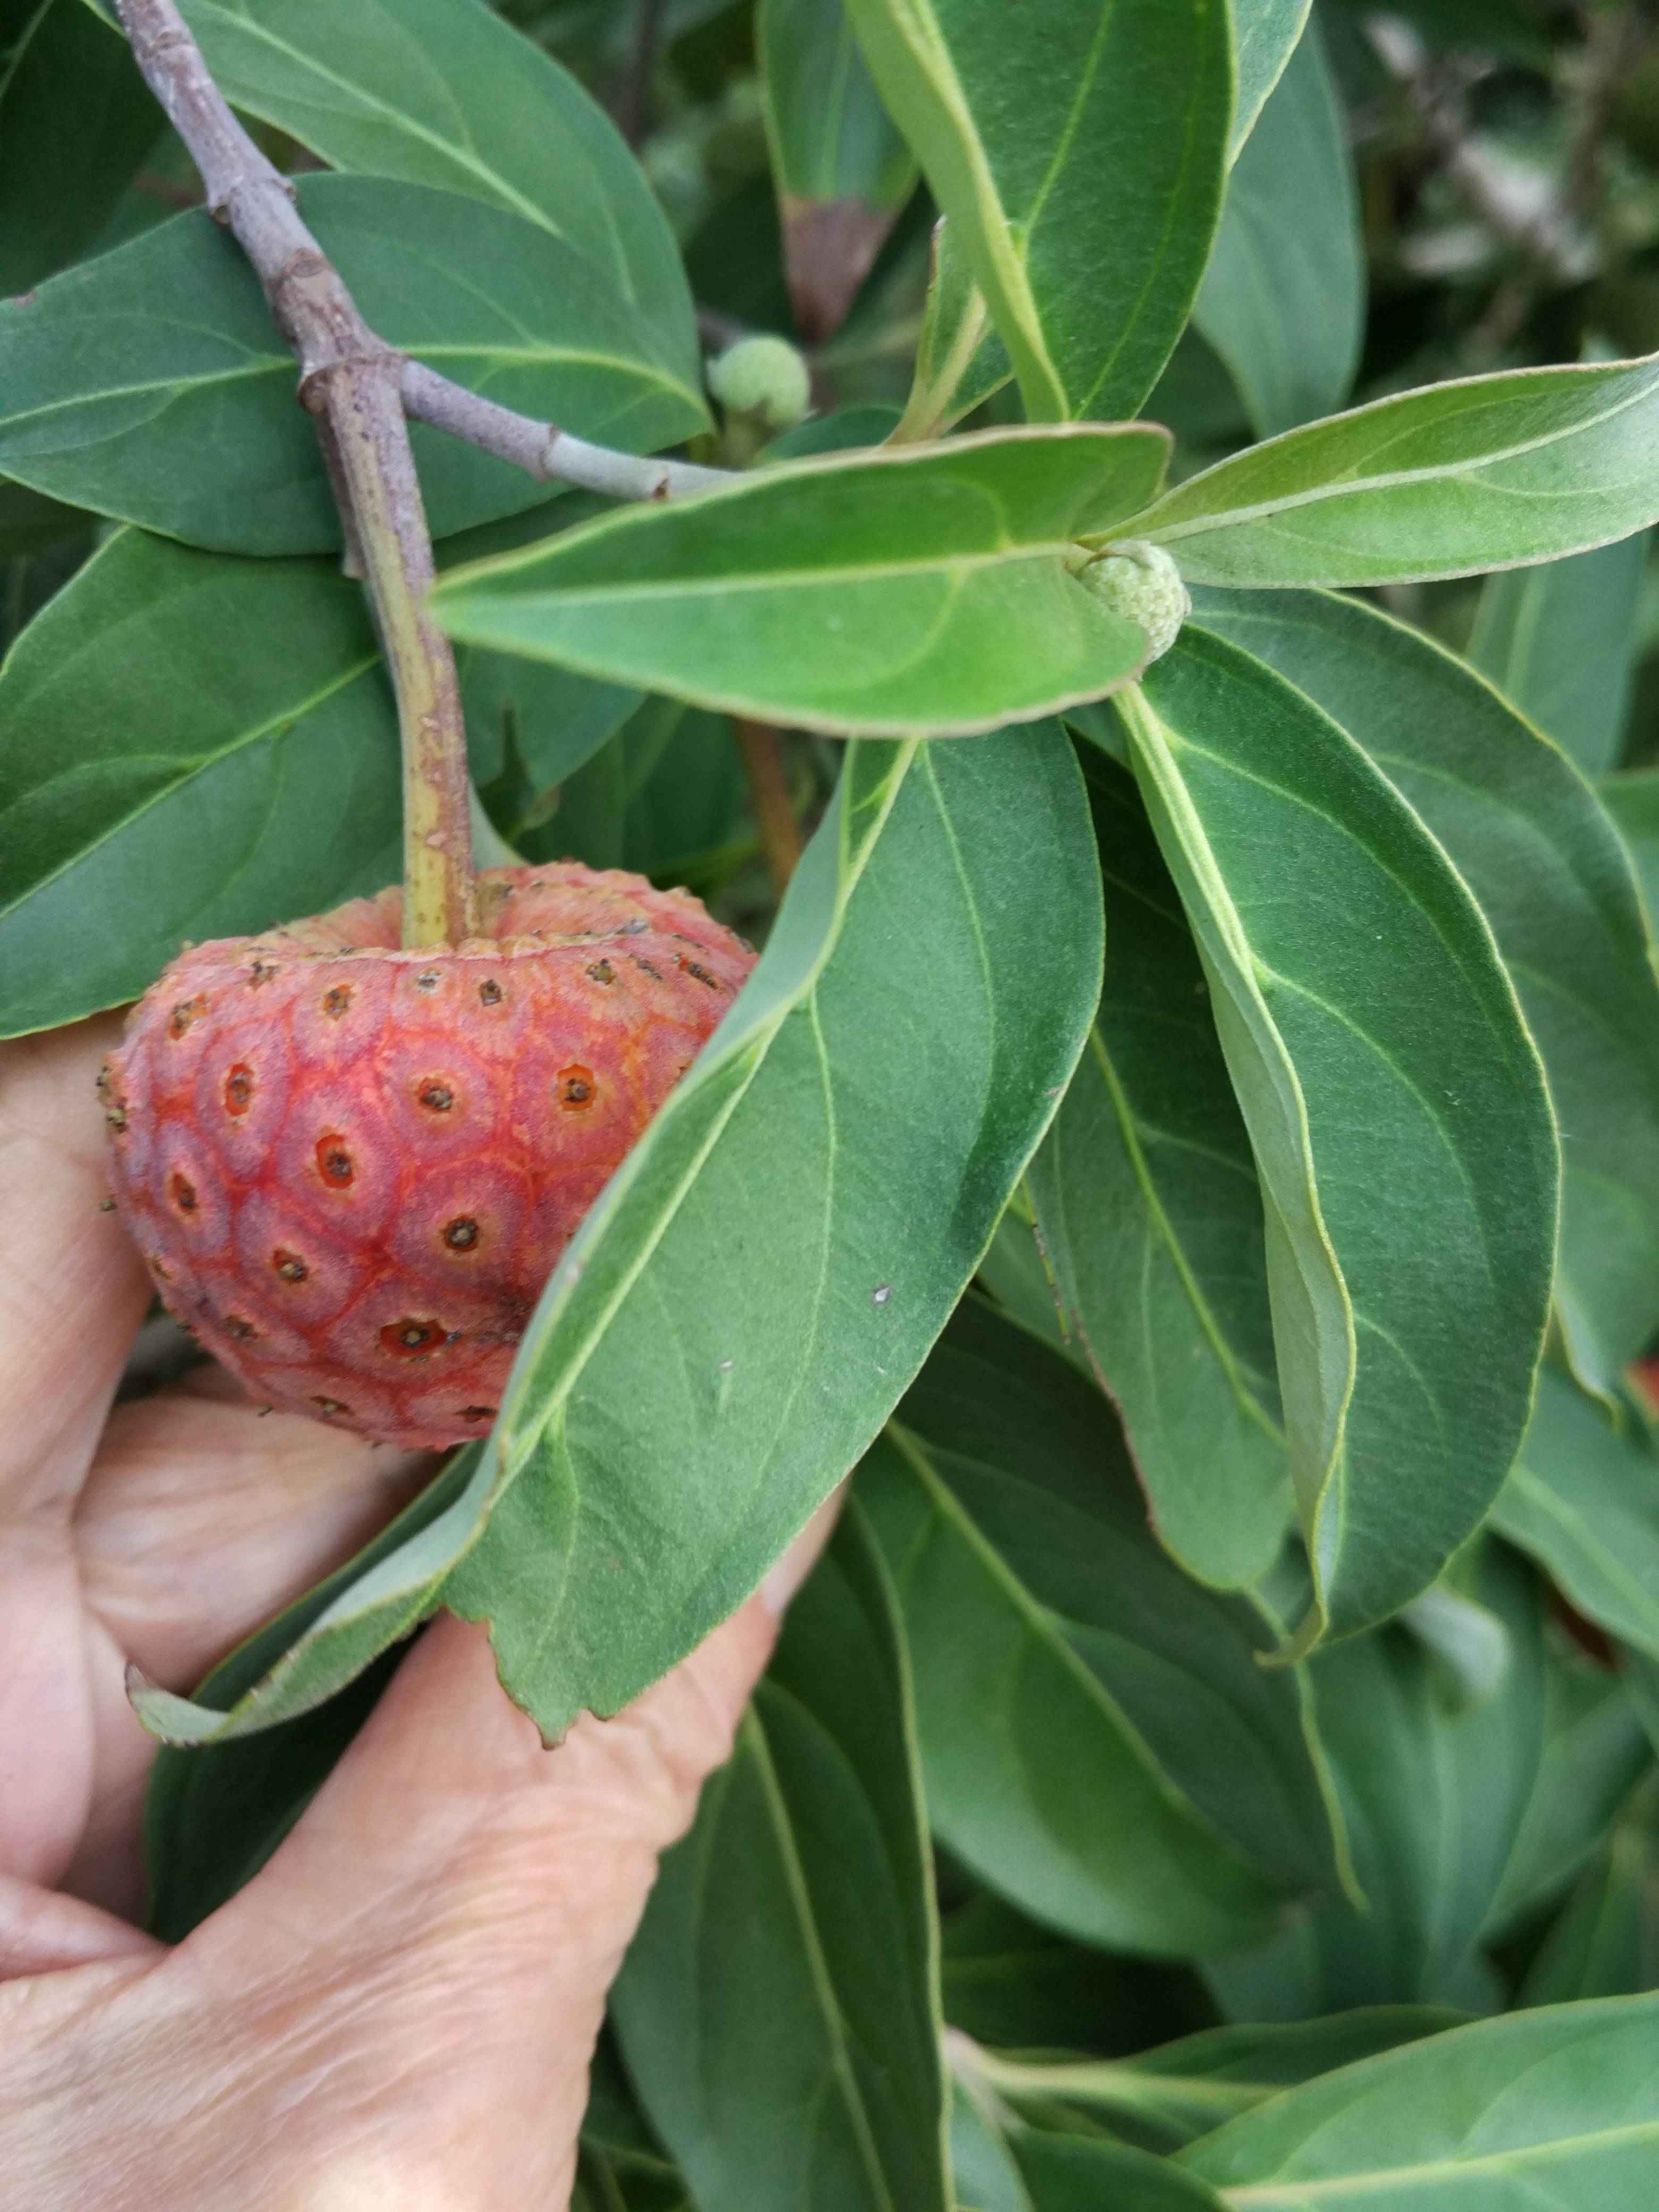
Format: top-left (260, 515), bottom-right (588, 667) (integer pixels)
top-left (116, 0), bottom-right (477, 946)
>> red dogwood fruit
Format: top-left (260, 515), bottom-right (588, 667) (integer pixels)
top-left (100, 862), bottom-right (755, 1449)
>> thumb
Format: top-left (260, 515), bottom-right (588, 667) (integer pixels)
top-left (171, 1495), bottom-right (842, 2202)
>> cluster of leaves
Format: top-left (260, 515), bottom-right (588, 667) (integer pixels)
top-left (10, 0), bottom-right (1659, 2201)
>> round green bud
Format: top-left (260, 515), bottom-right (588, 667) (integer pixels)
top-left (707, 334), bottom-right (812, 432)
top-left (1071, 540), bottom-right (1189, 663)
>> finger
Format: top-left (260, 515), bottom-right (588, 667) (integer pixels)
top-left (0, 1019), bottom-right (150, 1886)
top-left (0, 1874), bottom-right (161, 1979)
top-left (0, 1017), bottom-right (150, 1519)
top-left (161, 1494), bottom-right (842, 2202)
top-left (63, 1378), bottom-right (436, 1917)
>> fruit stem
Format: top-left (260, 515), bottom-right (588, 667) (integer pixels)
top-left (115, 0), bottom-right (476, 948)
top-left (313, 360), bottom-right (477, 946)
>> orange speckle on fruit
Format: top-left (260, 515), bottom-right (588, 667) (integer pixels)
top-left (273, 1249), bottom-right (307, 1282)
top-left (381, 1317), bottom-right (445, 1359)
top-left (169, 995), bottom-right (207, 1038)
top-left (223, 1062), bottom-right (254, 1116)
top-left (322, 985), bottom-right (353, 1019)
top-left (556, 1065), bottom-right (595, 1110)
top-left (170, 1171), bottom-right (197, 1212)
top-left (317, 1137), bottom-right (354, 1186)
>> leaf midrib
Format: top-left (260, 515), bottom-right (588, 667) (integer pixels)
top-left (0, 650), bottom-right (382, 924)
top-left (1142, 362), bottom-right (1659, 542)
top-left (1215, 2111), bottom-right (1659, 2201)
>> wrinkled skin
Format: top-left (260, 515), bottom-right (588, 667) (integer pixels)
top-left (0, 1016), bottom-right (831, 2210)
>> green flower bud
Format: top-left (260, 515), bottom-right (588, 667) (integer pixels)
top-left (1070, 540), bottom-right (1189, 663)
top-left (707, 334), bottom-right (812, 432)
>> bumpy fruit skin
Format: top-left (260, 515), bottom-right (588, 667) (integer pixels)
top-left (101, 863), bottom-right (755, 1450)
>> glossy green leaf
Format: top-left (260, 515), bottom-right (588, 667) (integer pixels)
top-left (844, 0), bottom-right (1231, 421)
top-left (1205, 1545), bottom-right (1545, 2019)
top-left (1486, 1649), bottom-right (1652, 1937)
top-left (1469, 532), bottom-right (1648, 775)
top-left (613, 1505), bottom-right (950, 2212)
top-left (975, 1200), bottom-right (1080, 1368)
top-left (940, 1890), bottom-right (1218, 2056)
top-left (962, 2011), bottom-right (1466, 2156)
top-left (1230, 1), bottom-right (1314, 158)
top-left (0, 173), bottom-right (706, 555)
top-left (1182, 1993), bottom-right (1659, 2203)
top-left (1520, 1787), bottom-right (1659, 2006)
top-left (1122, 633), bottom-right (1558, 1637)
top-left (442, 727), bottom-right (1101, 1738)
top-left (0, 479), bottom-right (90, 560)
top-left (432, 426), bottom-right (1171, 738)
top-left (894, 218), bottom-right (1013, 443)
top-left (532, 699), bottom-right (751, 892)
top-left (1028, 746), bottom-right (1289, 1590)
top-left (0, 0), bottom-right (160, 295)
top-left (1496, 1368), bottom-right (1659, 1664)
top-left (759, 0), bottom-right (917, 341)
top-left (1602, 770), bottom-right (1659, 934)
top-left (1193, 16), bottom-right (1362, 438)
top-left (861, 1297), bottom-right (1346, 1959)
top-left (1014, 2133), bottom-right (1226, 2211)
top-left (950, 2082), bottom-right (1034, 2212)
top-left (1192, 585), bottom-right (1659, 1396)
top-left (1131, 352), bottom-right (1659, 586)
top-left (0, 528), bottom-right (400, 1041)
top-left (163, 0), bottom-right (696, 374)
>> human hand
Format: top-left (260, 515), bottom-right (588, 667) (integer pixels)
top-left (0, 1017), bottom-right (828, 2209)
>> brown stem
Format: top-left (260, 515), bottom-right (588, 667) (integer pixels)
top-left (115, 0), bottom-right (476, 946)
top-left (733, 719), bottom-right (802, 896)
top-left (616, 0), bottom-right (664, 148)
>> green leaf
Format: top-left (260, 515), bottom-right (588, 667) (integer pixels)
top-left (1193, 16), bottom-right (1362, 439)
top-left (1190, 585), bottom-right (1659, 1396)
top-left (0, 478), bottom-right (90, 558)
top-left (1230, 1), bottom-right (1314, 158)
top-left (894, 218), bottom-right (1013, 443)
top-left (1469, 533), bottom-right (1649, 775)
top-left (166, 0), bottom-right (697, 376)
top-left (1485, 1647), bottom-right (1652, 1937)
top-left (1204, 1545), bottom-right (1546, 2018)
top-left (950, 2082), bottom-right (1035, 2212)
top-left (533, 699), bottom-right (751, 893)
top-left (1132, 353), bottom-right (1659, 586)
top-left (613, 1504), bottom-right (950, 2212)
top-left (144, 1644), bottom-right (405, 1938)
top-left (431, 426), bottom-right (1170, 739)
top-left (0, 0), bottom-right (161, 295)
top-left (960, 2011), bottom-right (1467, 2156)
top-left (860, 1297), bottom-right (1346, 1959)
top-left (1519, 1788), bottom-right (1659, 2006)
top-left (1496, 1368), bottom-right (1659, 1664)
top-left (843, 0), bottom-right (1231, 421)
top-left (1121, 633), bottom-right (1559, 1637)
top-left (1602, 770), bottom-right (1659, 935)
top-left (759, 0), bottom-right (917, 341)
top-left (443, 727), bottom-right (1102, 1739)
top-left (975, 1201), bottom-right (1079, 1368)
top-left (1182, 1993), bottom-right (1659, 2202)
top-left (1013, 2133), bottom-right (1226, 2211)
top-left (940, 1890), bottom-right (1218, 2056)
top-left (0, 527), bottom-right (400, 1041)
top-left (1027, 744), bottom-right (1290, 1590)
top-left (130, 1443), bottom-right (495, 1745)
top-left (0, 172), bottom-right (706, 555)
